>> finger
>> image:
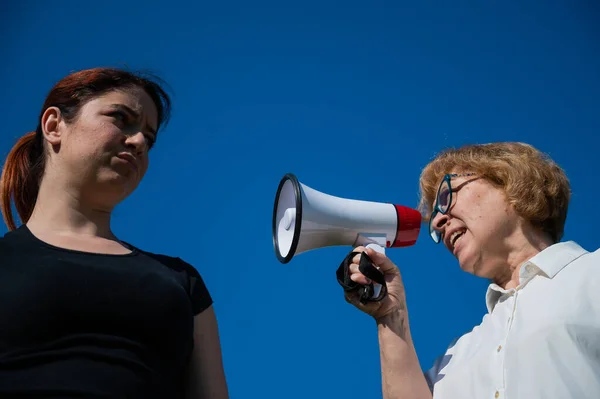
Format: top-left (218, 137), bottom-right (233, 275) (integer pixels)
top-left (349, 263), bottom-right (372, 284)
top-left (365, 247), bottom-right (398, 273)
top-left (348, 262), bottom-right (360, 274)
top-left (350, 272), bottom-right (371, 285)
top-left (348, 263), bottom-right (371, 284)
top-left (351, 246), bottom-right (368, 264)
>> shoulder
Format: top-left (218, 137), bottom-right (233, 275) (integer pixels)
top-left (137, 248), bottom-right (201, 277)
top-left (565, 241), bottom-right (600, 275)
top-left (132, 246), bottom-right (204, 284)
top-left (128, 245), bottom-right (214, 315)
top-left (0, 226), bottom-right (31, 253)
top-left (585, 245), bottom-right (600, 261)
top-left (579, 245), bottom-right (600, 289)
top-left (119, 238), bottom-right (197, 274)
top-left (0, 233), bottom-right (7, 254)
top-left (541, 240), bottom-right (599, 279)
top-left (0, 225), bottom-right (27, 242)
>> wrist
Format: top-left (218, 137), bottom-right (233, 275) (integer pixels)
top-left (375, 303), bottom-right (406, 325)
top-left (376, 309), bottom-right (411, 341)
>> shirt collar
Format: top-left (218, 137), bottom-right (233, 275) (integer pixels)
top-left (485, 241), bottom-right (588, 313)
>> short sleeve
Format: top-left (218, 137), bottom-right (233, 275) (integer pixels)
top-left (175, 257), bottom-right (213, 315)
top-left (137, 248), bottom-right (214, 316)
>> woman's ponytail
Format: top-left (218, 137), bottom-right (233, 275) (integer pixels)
top-left (0, 131), bottom-right (44, 231)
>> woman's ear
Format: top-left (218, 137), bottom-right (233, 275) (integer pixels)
top-left (41, 106), bottom-right (63, 146)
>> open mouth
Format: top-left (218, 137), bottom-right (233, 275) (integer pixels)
top-left (450, 229), bottom-right (466, 250)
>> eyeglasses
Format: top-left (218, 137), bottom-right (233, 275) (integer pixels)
top-left (429, 173), bottom-right (476, 244)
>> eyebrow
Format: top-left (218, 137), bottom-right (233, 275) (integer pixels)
top-left (109, 104), bottom-right (157, 137)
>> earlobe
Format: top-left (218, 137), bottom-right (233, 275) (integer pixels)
top-left (41, 106), bottom-right (63, 145)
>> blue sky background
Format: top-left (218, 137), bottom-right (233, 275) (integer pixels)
top-left (2, 1), bottom-right (599, 397)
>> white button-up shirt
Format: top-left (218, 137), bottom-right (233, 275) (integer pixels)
top-left (424, 241), bottom-right (600, 398)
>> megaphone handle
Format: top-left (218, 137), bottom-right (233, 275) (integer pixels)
top-left (365, 243), bottom-right (385, 298)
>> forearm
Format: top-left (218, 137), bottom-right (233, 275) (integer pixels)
top-left (377, 310), bottom-right (432, 399)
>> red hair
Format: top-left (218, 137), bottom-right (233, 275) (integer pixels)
top-left (0, 67), bottom-right (172, 230)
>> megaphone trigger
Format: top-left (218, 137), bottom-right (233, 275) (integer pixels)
top-left (336, 250), bottom-right (388, 304)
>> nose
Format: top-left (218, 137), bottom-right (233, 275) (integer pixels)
top-left (431, 211), bottom-right (449, 235)
top-left (124, 132), bottom-right (148, 155)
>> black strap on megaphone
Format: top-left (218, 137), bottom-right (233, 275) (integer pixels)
top-left (336, 250), bottom-right (387, 304)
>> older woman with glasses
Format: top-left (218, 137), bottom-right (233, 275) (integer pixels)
top-left (342, 142), bottom-right (600, 399)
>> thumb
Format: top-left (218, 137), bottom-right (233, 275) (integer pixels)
top-left (365, 247), bottom-right (398, 273)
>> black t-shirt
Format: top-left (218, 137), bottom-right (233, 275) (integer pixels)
top-left (0, 225), bottom-right (213, 398)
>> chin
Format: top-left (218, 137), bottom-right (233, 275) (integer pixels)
top-left (458, 262), bottom-right (476, 275)
top-left (95, 179), bottom-right (137, 202)
top-left (456, 251), bottom-right (479, 275)
top-left (102, 169), bottom-right (140, 186)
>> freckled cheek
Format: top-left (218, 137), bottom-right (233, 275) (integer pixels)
top-left (458, 192), bottom-right (483, 221)
top-left (91, 128), bottom-right (124, 149)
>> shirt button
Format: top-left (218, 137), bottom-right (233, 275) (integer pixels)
top-left (495, 391), bottom-right (500, 398)
top-left (497, 345), bottom-right (502, 352)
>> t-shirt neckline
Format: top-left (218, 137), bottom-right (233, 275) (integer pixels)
top-left (16, 224), bottom-right (140, 258)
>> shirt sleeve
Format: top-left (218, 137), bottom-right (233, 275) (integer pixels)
top-left (175, 257), bottom-right (214, 315)
top-left (134, 247), bottom-right (215, 315)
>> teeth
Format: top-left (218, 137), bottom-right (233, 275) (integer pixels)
top-left (450, 230), bottom-right (465, 248)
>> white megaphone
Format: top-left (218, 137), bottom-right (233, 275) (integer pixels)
top-left (272, 173), bottom-right (422, 298)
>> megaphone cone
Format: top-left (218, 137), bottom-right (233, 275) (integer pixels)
top-left (272, 173), bottom-right (422, 264)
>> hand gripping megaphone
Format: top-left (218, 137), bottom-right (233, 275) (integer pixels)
top-left (272, 173), bottom-right (422, 301)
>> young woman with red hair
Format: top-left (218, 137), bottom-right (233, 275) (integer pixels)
top-left (0, 67), bottom-right (229, 398)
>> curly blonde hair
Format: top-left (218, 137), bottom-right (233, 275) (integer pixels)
top-left (418, 142), bottom-right (570, 243)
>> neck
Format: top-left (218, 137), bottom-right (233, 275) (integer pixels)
top-left (26, 176), bottom-right (115, 239)
top-left (496, 228), bottom-right (553, 290)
